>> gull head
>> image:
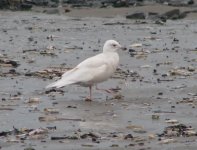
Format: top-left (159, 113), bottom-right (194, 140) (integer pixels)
top-left (103, 40), bottom-right (122, 53)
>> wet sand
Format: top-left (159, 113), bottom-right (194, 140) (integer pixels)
top-left (0, 8), bottom-right (197, 150)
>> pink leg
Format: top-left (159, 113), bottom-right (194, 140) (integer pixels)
top-left (85, 86), bottom-right (92, 101)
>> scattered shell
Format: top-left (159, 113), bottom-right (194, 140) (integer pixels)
top-left (140, 65), bottom-right (152, 68)
top-left (126, 125), bottom-right (144, 130)
top-left (148, 134), bottom-right (156, 139)
top-left (130, 43), bottom-right (143, 47)
top-left (160, 138), bottom-right (176, 144)
top-left (165, 119), bottom-right (179, 124)
top-left (29, 128), bottom-right (48, 136)
top-left (44, 108), bottom-right (59, 114)
top-left (169, 68), bottom-right (193, 76)
top-left (25, 97), bottom-right (40, 104)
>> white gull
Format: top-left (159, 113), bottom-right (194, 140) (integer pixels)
top-left (46, 40), bottom-right (124, 101)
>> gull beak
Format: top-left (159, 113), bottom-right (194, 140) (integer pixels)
top-left (120, 46), bottom-right (127, 51)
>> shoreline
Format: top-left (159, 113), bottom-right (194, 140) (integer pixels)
top-left (31, 4), bottom-right (197, 19)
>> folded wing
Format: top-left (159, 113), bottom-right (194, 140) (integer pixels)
top-left (46, 53), bottom-right (109, 89)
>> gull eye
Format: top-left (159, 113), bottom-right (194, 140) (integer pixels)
top-left (112, 44), bottom-right (117, 47)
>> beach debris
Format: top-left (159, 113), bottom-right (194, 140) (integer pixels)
top-left (144, 36), bottom-right (161, 41)
top-left (45, 88), bottom-right (64, 94)
top-left (169, 67), bottom-right (195, 76)
top-left (24, 147), bottom-right (35, 150)
top-left (51, 132), bottom-right (100, 141)
top-left (0, 126), bottom-right (54, 141)
top-left (28, 128), bottom-right (48, 136)
top-left (22, 49), bottom-right (37, 53)
top-left (158, 124), bottom-right (197, 137)
top-left (66, 105), bottom-right (77, 108)
top-left (81, 143), bottom-right (94, 147)
top-left (130, 43), bottom-right (143, 48)
top-left (152, 114), bottom-right (160, 120)
top-left (140, 65), bottom-right (152, 68)
top-left (47, 35), bottom-right (60, 40)
top-left (110, 144), bottom-right (119, 147)
top-left (51, 136), bottom-right (79, 140)
top-left (124, 134), bottom-right (133, 139)
top-left (128, 49), bottom-right (150, 58)
top-left (114, 68), bottom-right (141, 79)
top-left (153, 110), bottom-right (176, 113)
top-left (25, 67), bottom-right (71, 79)
top-left (38, 116), bottom-right (85, 122)
top-left (0, 58), bottom-right (19, 67)
top-left (126, 124), bottom-right (146, 133)
top-left (103, 22), bottom-right (129, 26)
top-left (44, 108), bottom-right (59, 114)
top-left (165, 119), bottom-right (179, 124)
top-left (126, 12), bottom-right (146, 20)
top-left (25, 97), bottom-right (40, 104)
top-left (159, 138), bottom-right (176, 144)
top-left (148, 134), bottom-right (156, 139)
top-left (177, 97), bottom-right (197, 105)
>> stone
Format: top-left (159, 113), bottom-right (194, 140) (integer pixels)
top-left (0, 0), bottom-right (9, 9)
top-left (126, 12), bottom-right (146, 19)
top-left (160, 9), bottom-right (188, 20)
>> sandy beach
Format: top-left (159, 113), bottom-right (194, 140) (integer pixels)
top-left (0, 6), bottom-right (197, 149)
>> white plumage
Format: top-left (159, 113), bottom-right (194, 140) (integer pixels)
top-left (46, 40), bottom-right (123, 100)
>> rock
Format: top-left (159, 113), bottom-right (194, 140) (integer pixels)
top-left (81, 143), bottom-right (94, 147)
top-left (152, 114), bottom-right (160, 120)
top-left (20, 3), bottom-right (32, 10)
top-left (112, 0), bottom-right (129, 7)
top-left (80, 132), bottom-right (100, 139)
top-left (0, 59), bottom-right (20, 68)
top-left (167, 0), bottom-right (194, 6)
top-left (126, 12), bottom-right (146, 19)
top-left (160, 9), bottom-right (187, 20)
top-left (124, 134), bottom-right (133, 139)
top-left (0, 0), bottom-right (9, 9)
top-left (31, 0), bottom-right (49, 6)
top-left (65, 8), bottom-right (71, 13)
top-left (43, 9), bottom-right (60, 14)
top-left (159, 124), bottom-right (197, 137)
top-left (62, 0), bottom-right (93, 7)
top-left (110, 144), bottom-right (119, 147)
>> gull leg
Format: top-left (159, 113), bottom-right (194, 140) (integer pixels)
top-left (85, 86), bottom-right (92, 101)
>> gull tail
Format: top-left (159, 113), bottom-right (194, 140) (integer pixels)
top-left (46, 68), bottom-right (78, 89)
top-left (45, 79), bottom-right (75, 89)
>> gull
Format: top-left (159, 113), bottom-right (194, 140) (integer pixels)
top-left (46, 40), bottom-right (124, 101)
